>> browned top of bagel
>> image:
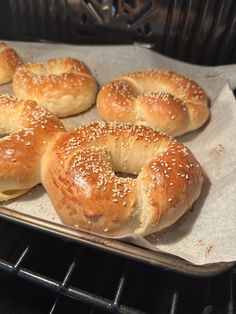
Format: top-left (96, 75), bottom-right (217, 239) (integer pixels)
top-left (0, 42), bottom-right (22, 85)
top-left (97, 70), bottom-right (210, 136)
top-left (0, 95), bottom-right (65, 200)
top-left (42, 122), bottom-right (204, 236)
top-left (13, 58), bottom-right (98, 117)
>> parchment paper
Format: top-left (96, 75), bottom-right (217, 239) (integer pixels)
top-left (125, 84), bottom-right (236, 265)
top-left (1, 41), bottom-right (236, 265)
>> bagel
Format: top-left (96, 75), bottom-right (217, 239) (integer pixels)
top-left (42, 122), bottom-right (204, 236)
top-left (0, 42), bottom-right (22, 85)
top-left (97, 70), bottom-right (210, 137)
top-left (12, 57), bottom-right (98, 117)
top-left (0, 95), bottom-right (65, 201)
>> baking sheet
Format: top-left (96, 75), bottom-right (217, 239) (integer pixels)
top-left (1, 41), bottom-right (236, 270)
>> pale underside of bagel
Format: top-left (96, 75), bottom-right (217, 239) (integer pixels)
top-left (0, 188), bottom-right (31, 201)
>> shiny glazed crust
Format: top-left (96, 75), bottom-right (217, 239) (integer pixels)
top-left (0, 42), bottom-right (22, 85)
top-left (97, 70), bottom-right (210, 136)
top-left (0, 95), bottom-right (65, 201)
top-left (13, 58), bottom-right (98, 117)
top-left (42, 122), bottom-right (204, 237)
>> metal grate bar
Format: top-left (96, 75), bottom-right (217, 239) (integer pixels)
top-left (169, 277), bottom-right (179, 314)
top-left (46, 261), bottom-right (77, 312)
top-left (84, 0), bottom-right (103, 24)
top-left (0, 259), bottom-right (14, 272)
top-left (113, 261), bottom-right (130, 307)
top-left (49, 295), bottom-right (60, 314)
top-left (61, 259), bottom-right (76, 287)
top-left (228, 269), bottom-right (234, 314)
top-left (68, 286), bottom-right (113, 310)
top-left (169, 290), bottom-right (179, 314)
top-left (0, 221), bottom-right (235, 313)
top-left (18, 268), bottom-right (60, 289)
top-left (0, 262), bottom-right (142, 313)
top-left (0, 227), bottom-right (145, 313)
top-left (118, 307), bottom-right (147, 314)
top-left (0, 228), bottom-right (33, 272)
top-left (118, 305), bottom-right (147, 314)
top-left (14, 245), bottom-right (31, 270)
top-left (67, 283), bottom-right (146, 313)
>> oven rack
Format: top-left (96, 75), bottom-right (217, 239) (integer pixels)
top-left (1, 0), bottom-right (236, 66)
top-left (0, 218), bottom-right (235, 314)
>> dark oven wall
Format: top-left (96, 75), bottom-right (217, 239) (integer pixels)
top-left (0, 0), bottom-right (236, 66)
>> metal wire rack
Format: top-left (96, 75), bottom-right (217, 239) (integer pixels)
top-left (0, 219), bottom-right (235, 314)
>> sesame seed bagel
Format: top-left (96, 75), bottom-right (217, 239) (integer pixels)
top-left (0, 95), bottom-right (65, 201)
top-left (0, 42), bottom-right (22, 85)
top-left (42, 122), bottom-right (204, 236)
top-left (13, 57), bottom-right (98, 117)
top-left (97, 70), bottom-right (210, 137)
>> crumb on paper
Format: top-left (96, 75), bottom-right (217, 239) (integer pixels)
top-left (36, 203), bottom-right (45, 210)
top-left (210, 144), bottom-right (225, 160)
top-left (9, 203), bottom-right (18, 210)
top-left (197, 239), bottom-right (204, 245)
top-left (205, 245), bottom-right (214, 257)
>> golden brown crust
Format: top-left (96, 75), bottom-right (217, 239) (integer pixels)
top-left (42, 122), bottom-right (204, 236)
top-left (13, 58), bottom-right (98, 117)
top-left (0, 95), bottom-right (65, 201)
top-left (0, 42), bottom-right (22, 85)
top-left (97, 70), bottom-right (210, 136)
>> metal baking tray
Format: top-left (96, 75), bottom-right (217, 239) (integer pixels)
top-left (1, 41), bottom-right (236, 277)
top-left (0, 205), bottom-right (234, 277)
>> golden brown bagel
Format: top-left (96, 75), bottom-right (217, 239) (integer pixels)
top-left (97, 70), bottom-right (210, 137)
top-left (0, 95), bottom-right (65, 201)
top-left (13, 57), bottom-right (98, 117)
top-left (0, 42), bottom-right (22, 85)
top-left (42, 122), bottom-right (204, 236)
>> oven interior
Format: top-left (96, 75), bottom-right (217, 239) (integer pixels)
top-left (0, 0), bottom-right (236, 313)
top-left (0, 218), bottom-right (235, 314)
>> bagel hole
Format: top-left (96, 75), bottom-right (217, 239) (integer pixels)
top-left (115, 172), bottom-right (137, 179)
